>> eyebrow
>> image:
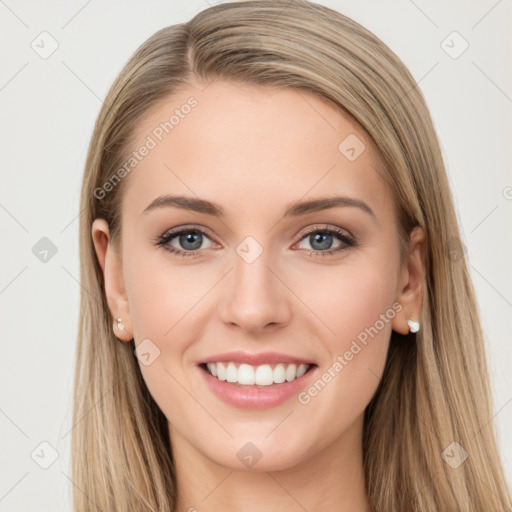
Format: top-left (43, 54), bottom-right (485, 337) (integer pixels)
top-left (142, 194), bottom-right (376, 219)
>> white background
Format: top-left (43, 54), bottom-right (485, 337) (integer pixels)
top-left (1, 0), bottom-right (511, 510)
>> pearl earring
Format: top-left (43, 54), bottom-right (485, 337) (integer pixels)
top-left (407, 319), bottom-right (420, 333)
top-left (116, 318), bottom-right (125, 330)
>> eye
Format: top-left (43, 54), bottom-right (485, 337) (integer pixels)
top-left (153, 224), bottom-right (356, 258)
top-left (154, 227), bottom-right (215, 257)
top-left (294, 225), bottom-right (356, 256)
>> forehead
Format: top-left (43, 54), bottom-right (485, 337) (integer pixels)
top-left (121, 80), bottom-right (390, 220)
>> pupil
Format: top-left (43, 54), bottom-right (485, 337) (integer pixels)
top-left (180, 231), bottom-right (202, 250)
top-left (311, 233), bottom-right (332, 250)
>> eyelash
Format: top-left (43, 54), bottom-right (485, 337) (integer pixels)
top-left (153, 224), bottom-right (357, 259)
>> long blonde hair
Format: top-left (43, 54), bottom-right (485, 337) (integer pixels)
top-left (72, 1), bottom-right (512, 510)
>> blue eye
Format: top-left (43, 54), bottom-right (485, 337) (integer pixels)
top-left (173, 231), bottom-right (206, 251)
top-left (154, 225), bottom-right (356, 258)
top-left (301, 227), bottom-right (356, 256)
top-left (297, 229), bottom-right (354, 254)
top-left (155, 228), bottom-right (214, 257)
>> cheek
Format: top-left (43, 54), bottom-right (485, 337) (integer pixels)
top-left (123, 255), bottom-right (201, 421)
top-left (302, 256), bottom-right (398, 347)
top-left (124, 249), bottom-right (210, 341)
top-left (294, 256), bottom-right (398, 419)
top-left (123, 250), bottom-right (218, 390)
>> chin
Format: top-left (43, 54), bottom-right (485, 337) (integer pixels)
top-left (202, 435), bottom-right (315, 473)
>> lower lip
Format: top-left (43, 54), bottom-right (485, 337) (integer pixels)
top-left (198, 364), bottom-right (318, 410)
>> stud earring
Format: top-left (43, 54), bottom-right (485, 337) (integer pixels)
top-left (407, 319), bottom-right (420, 334)
top-left (116, 318), bottom-right (125, 330)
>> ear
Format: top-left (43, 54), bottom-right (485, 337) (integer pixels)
top-left (91, 218), bottom-right (133, 341)
top-left (391, 226), bottom-right (426, 335)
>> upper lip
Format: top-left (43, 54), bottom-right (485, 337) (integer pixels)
top-left (199, 351), bottom-right (316, 366)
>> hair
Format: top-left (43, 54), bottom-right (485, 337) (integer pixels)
top-left (72, 1), bottom-right (512, 510)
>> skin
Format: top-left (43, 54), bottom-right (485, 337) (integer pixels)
top-left (92, 80), bottom-right (426, 512)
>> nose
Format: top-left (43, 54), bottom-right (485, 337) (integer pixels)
top-left (218, 245), bottom-right (292, 334)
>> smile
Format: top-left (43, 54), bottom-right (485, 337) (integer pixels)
top-left (198, 355), bottom-right (318, 409)
top-left (203, 361), bottom-right (312, 386)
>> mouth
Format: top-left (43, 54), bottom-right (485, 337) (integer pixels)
top-left (197, 350), bottom-right (319, 409)
top-left (199, 361), bottom-right (317, 388)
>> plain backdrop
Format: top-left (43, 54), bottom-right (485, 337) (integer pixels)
top-left (1, 0), bottom-right (511, 510)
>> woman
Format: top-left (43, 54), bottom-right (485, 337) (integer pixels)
top-left (72, 0), bottom-right (512, 510)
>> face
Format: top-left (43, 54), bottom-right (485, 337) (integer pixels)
top-left (93, 80), bottom-right (423, 472)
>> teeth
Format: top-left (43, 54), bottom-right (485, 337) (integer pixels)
top-left (285, 364), bottom-right (297, 382)
top-left (215, 362), bottom-right (226, 381)
top-left (255, 364), bottom-right (273, 385)
top-left (226, 362), bottom-right (238, 383)
top-left (205, 362), bottom-right (311, 386)
top-left (296, 364), bottom-right (308, 377)
top-left (207, 362), bottom-right (217, 377)
top-left (273, 363), bottom-right (286, 384)
top-left (239, 364), bottom-right (256, 385)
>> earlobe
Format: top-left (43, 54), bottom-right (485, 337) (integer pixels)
top-left (391, 226), bottom-right (426, 336)
top-left (91, 218), bottom-right (133, 342)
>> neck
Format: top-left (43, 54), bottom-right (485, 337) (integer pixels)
top-left (170, 414), bottom-right (371, 512)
